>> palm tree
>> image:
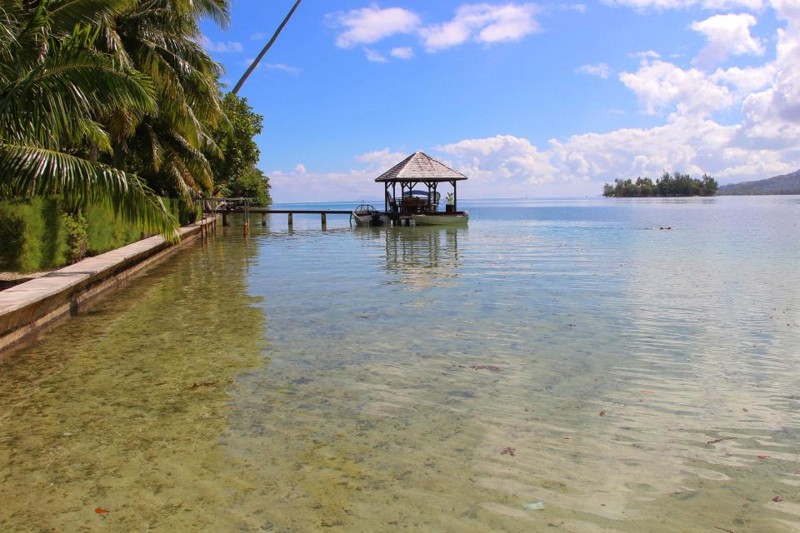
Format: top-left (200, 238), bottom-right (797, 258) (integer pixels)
top-left (102, 0), bottom-right (230, 206)
top-left (232, 0), bottom-right (302, 95)
top-left (0, 0), bottom-right (179, 239)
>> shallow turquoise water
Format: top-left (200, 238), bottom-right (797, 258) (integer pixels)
top-left (1, 197), bottom-right (799, 532)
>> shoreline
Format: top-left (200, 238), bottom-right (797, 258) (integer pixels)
top-left (0, 215), bottom-right (219, 355)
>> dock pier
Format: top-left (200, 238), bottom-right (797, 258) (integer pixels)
top-left (204, 199), bottom-right (352, 231)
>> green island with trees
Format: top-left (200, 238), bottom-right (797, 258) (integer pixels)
top-left (603, 172), bottom-right (718, 197)
top-left (0, 0), bottom-right (271, 273)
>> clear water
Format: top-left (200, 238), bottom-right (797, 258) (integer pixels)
top-left (1, 197), bottom-right (799, 532)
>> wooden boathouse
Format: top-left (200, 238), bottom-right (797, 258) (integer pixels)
top-left (375, 151), bottom-right (469, 226)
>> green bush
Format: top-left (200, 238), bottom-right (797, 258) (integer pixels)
top-left (0, 196), bottom-right (200, 272)
top-left (84, 203), bottom-right (143, 256)
top-left (0, 198), bottom-right (66, 272)
top-left (62, 212), bottom-right (88, 263)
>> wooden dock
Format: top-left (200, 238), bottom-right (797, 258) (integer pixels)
top-left (202, 198), bottom-right (357, 230)
top-left (211, 205), bottom-right (352, 229)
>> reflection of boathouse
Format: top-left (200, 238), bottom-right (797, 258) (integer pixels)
top-left (383, 227), bottom-right (463, 290)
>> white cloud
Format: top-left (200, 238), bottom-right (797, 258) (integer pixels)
top-left (421, 3), bottom-right (541, 52)
top-left (270, 167), bottom-right (378, 202)
top-left (365, 49), bottom-right (388, 62)
top-left (333, 6), bottom-right (421, 48)
top-left (240, 59), bottom-right (300, 75)
top-left (429, 115), bottom-right (795, 197)
top-left (692, 13), bottom-right (764, 68)
top-left (620, 58), bottom-right (734, 116)
top-left (603, 0), bottom-right (766, 10)
top-left (577, 62), bottom-right (612, 78)
top-left (436, 135), bottom-right (559, 191)
top-left (200, 35), bottom-right (243, 53)
top-left (356, 148), bottom-right (409, 168)
top-left (391, 47), bottom-right (415, 59)
top-left (329, 3), bottom-right (543, 58)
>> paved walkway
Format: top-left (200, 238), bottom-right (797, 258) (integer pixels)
top-left (0, 217), bottom-right (216, 353)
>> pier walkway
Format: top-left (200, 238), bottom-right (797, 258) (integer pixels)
top-left (203, 198), bottom-right (353, 228)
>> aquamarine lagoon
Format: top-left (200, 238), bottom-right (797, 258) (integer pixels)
top-left (1, 197), bottom-right (799, 531)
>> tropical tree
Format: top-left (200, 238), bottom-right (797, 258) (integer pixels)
top-left (99, 0), bottom-right (230, 207)
top-left (0, 0), bottom-right (178, 238)
top-left (228, 166), bottom-right (271, 206)
top-left (603, 172), bottom-right (718, 197)
top-left (232, 0), bottom-right (302, 94)
top-left (209, 93), bottom-right (263, 188)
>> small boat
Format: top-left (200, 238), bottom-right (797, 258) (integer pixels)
top-left (350, 204), bottom-right (389, 227)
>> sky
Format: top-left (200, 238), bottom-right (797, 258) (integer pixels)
top-left (200, 0), bottom-right (800, 201)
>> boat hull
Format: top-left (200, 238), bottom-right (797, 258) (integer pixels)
top-left (352, 212), bottom-right (390, 227)
top-left (411, 212), bottom-right (469, 226)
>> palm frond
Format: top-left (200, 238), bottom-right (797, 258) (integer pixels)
top-left (0, 142), bottom-right (179, 241)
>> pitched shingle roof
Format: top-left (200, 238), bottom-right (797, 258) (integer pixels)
top-left (375, 151), bottom-right (468, 182)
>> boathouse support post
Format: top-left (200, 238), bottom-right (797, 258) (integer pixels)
top-left (243, 200), bottom-right (250, 237)
top-left (222, 213), bottom-right (229, 226)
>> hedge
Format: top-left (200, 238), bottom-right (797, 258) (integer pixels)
top-left (0, 197), bottom-right (198, 273)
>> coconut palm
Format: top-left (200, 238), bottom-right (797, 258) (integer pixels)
top-left (102, 0), bottom-right (230, 206)
top-left (0, 0), bottom-right (179, 239)
top-left (232, 0), bottom-right (302, 95)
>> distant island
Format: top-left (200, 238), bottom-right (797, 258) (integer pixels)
top-left (603, 172), bottom-right (718, 197)
top-left (717, 169), bottom-right (800, 195)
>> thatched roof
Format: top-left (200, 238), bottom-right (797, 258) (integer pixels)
top-left (375, 151), bottom-right (468, 183)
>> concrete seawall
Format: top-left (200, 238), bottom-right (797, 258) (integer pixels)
top-left (0, 215), bottom-right (219, 355)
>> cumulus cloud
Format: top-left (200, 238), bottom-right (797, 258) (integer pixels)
top-left (428, 116), bottom-right (794, 198)
top-left (620, 58), bottom-right (734, 116)
top-left (365, 49), bottom-right (388, 62)
top-left (577, 62), bottom-right (612, 78)
top-left (333, 5), bottom-right (420, 48)
top-left (602, 0), bottom-right (766, 10)
top-left (330, 3), bottom-right (542, 58)
top-left (391, 47), bottom-right (415, 59)
top-left (200, 35), bottom-right (243, 53)
top-left (240, 59), bottom-right (300, 75)
top-left (421, 3), bottom-right (541, 51)
top-left (692, 13), bottom-right (764, 68)
top-left (436, 135), bottom-right (559, 189)
top-left (356, 148), bottom-right (410, 168)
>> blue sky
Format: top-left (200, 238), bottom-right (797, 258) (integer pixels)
top-left (200, 0), bottom-right (800, 201)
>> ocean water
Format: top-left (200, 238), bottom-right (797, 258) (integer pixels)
top-left (1, 196), bottom-right (799, 532)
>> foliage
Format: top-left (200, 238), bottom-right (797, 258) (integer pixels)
top-left (228, 167), bottom-right (272, 206)
top-left (210, 93), bottom-right (263, 188)
top-left (0, 0), bottom-right (179, 240)
top-left (104, 0), bottom-right (230, 209)
top-left (207, 92), bottom-right (271, 205)
top-left (0, 198), bottom-right (66, 272)
top-left (603, 172), bottom-right (718, 197)
top-left (84, 203), bottom-right (142, 256)
top-left (62, 211), bottom-right (88, 263)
